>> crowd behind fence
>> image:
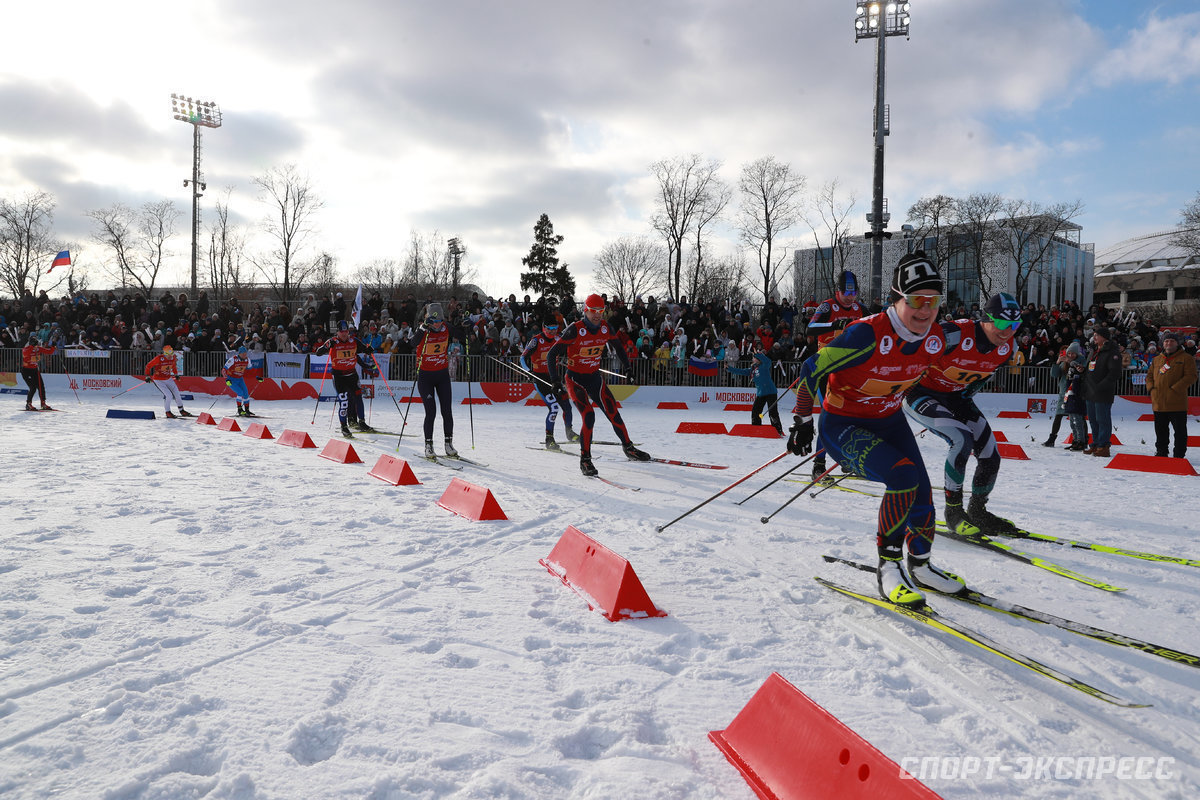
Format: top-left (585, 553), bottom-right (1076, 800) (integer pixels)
top-left (4, 348), bottom-right (1194, 400)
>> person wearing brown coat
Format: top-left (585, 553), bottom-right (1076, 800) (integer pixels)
top-left (1146, 331), bottom-right (1198, 458)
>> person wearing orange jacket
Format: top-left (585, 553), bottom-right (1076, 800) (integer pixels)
top-left (144, 345), bottom-right (193, 419)
top-left (1146, 331), bottom-right (1198, 458)
top-left (21, 336), bottom-right (57, 411)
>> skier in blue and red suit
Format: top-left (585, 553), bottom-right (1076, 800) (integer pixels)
top-left (787, 251), bottom-right (966, 608)
top-left (520, 314), bottom-right (578, 449)
top-left (414, 302), bottom-right (456, 459)
top-left (807, 269), bottom-right (865, 483)
top-left (547, 293), bottom-right (650, 477)
top-left (222, 345), bottom-right (262, 417)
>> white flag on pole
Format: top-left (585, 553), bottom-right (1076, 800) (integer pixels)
top-left (351, 285), bottom-right (363, 330)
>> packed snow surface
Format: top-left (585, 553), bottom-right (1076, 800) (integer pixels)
top-left (2, 391), bottom-right (1199, 799)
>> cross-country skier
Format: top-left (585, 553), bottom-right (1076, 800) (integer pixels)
top-left (547, 294), bottom-right (650, 477)
top-left (519, 315), bottom-right (578, 449)
top-left (903, 292), bottom-right (1023, 536)
top-left (222, 345), bottom-right (263, 416)
top-left (413, 303), bottom-right (456, 458)
top-left (144, 345), bottom-right (193, 418)
top-left (21, 336), bottom-right (57, 411)
top-left (313, 321), bottom-right (373, 437)
top-left (787, 252), bottom-right (961, 608)
top-left (726, 341), bottom-right (783, 435)
top-left (806, 270), bottom-right (864, 484)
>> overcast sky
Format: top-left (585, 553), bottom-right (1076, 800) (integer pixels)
top-left (2, 0), bottom-right (1197, 298)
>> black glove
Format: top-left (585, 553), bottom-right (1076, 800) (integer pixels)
top-left (787, 416), bottom-right (814, 456)
top-left (143, 376), bottom-right (153, 383)
top-left (833, 318), bottom-right (850, 330)
top-left (624, 369), bottom-right (636, 384)
top-left (550, 380), bottom-right (564, 398)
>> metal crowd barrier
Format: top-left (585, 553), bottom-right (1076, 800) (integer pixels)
top-left (1, 349), bottom-right (1196, 397)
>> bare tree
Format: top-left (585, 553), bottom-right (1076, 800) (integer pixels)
top-left (87, 200), bottom-right (180, 297)
top-left (805, 179), bottom-right (858, 299)
top-left (205, 191), bottom-right (248, 305)
top-left (682, 251), bottom-right (749, 306)
top-left (0, 191), bottom-right (68, 298)
top-left (1172, 190), bottom-right (1200, 256)
top-left (352, 258), bottom-right (406, 298)
top-left (400, 228), bottom-right (478, 297)
top-left (687, 180), bottom-right (732, 301)
top-left (593, 236), bottom-right (665, 301)
top-left (954, 192), bottom-right (1007, 298)
top-left (251, 164), bottom-right (324, 303)
top-left (649, 154), bottom-right (725, 300)
top-left (996, 198), bottom-right (1085, 301)
top-left (738, 156), bottom-right (806, 302)
top-left (905, 193), bottom-right (961, 276)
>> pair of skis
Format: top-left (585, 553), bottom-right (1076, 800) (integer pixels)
top-left (524, 444), bottom-right (727, 471)
top-left (814, 556), bottom-right (1195, 708)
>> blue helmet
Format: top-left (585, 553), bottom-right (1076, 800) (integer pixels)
top-left (237, 345), bottom-right (248, 355)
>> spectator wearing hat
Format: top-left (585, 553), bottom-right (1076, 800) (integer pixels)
top-left (1045, 342), bottom-right (1086, 447)
top-left (1146, 331), bottom-right (1198, 458)
top-left (1083, 326), bottom-right (1122, 457)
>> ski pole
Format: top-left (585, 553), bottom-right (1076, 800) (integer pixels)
top-left (110, 377), bottom-right (151, 399)
top-left (655, 450), bottom-right (792, 533)
top-left (760, 463), bottom-right (838, 525)
top-left (396, 351), bottom-right (423, 448)
top-left (59, 352), bottom-right (81, 404)
top-left (370, 354), bottom-right (405, 416)
top-left (733, 448), bottom-right (824, 506)
top-left (310, 363), bottom-right (330, 424)
top-left (467, 355), bottom-right (475, 449)
top-left (489, 355), bottom-right (551, 387)
top-left (810, 472), bottom-right (855, 499)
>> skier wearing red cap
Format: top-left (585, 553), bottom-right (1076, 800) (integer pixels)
top-left (144, 345), bottom-right (193, 418)
top-left (547, 294), bottom-right (650, 476)
top-left (520, 314), bottom-right (578, 449)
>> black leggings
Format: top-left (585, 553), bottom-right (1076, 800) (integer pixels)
top-left (564, 370), bottom-right (631, 456)
top-left (22, 368), bottom-right (46, 405)
top-left (418, 369), bottom-right (453, 440)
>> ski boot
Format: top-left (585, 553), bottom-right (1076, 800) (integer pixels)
top-left (966, 495), bottom-right (1021, 537)
top-left (243, 402), bottom-right (254, 417)
top-left (580, 455), bottom-right (598, 477)
top-left (424, 439), bottom-right (436, 458)
top-left (907, 553), bottom-right (968, 596)
top-left (444, 438), bottom-right (458, 458)
top-left (25, 403), bottom-right (37, 411)
top-left (943, 491), bottom-right (975, 534)
top-left (178, 408), bottom-right (193, 418)
top-left (40, 403), bottom-right (54, 411)
top-left (544, 432), bottom-right (562, 452)
top-left (236, 403), bottom-right (246, 416)
top-left (811, 459), bottom-right (834, 486)
top-left (341, 422), bottom-right (354, 438)
top-left (350, 419), bottom-right (372, 432)
top-left (165, 411), bottom-right (177, 419)
top-left (876, 555), bottom-right (925, 609)
top-left (565, 427), bottom-right (581, 443)
top-left (623, 442), bottom-right (651, 461)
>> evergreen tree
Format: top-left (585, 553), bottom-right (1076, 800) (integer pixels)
top-left (519, 213), bottom-right (576, 301)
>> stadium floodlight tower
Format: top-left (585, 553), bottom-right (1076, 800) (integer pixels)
top-left (171, 94), bottom-right (223, 297)
top-left (854, 2), bottom-right (910, 307)
top-left (448, 237), bottom-right (466, 292)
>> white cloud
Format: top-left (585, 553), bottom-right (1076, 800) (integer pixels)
top-left (1093, 11), bottom-right (1200, 87)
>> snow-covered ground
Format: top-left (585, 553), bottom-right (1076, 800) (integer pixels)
top-left (3, 388), bottom-right (1199, 799)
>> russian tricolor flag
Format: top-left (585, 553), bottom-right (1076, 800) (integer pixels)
top-left (48, 250), bottom-right (71, 274)
top-left (687, 356), bottom-right (719, 377)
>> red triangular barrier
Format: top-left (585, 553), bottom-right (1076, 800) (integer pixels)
top-left (196, 412), bottom-right (218, 426)
top-left (437, 477), bottom-right (507, 520)
top-left (676, 421), bottom-right (728, 434)
top-left (1105, 453), bottom-right (1197, 476)
top-left (728, 423), bottom-right (781, 439)
top-left (1139, 413), bottom-right (1155, 422)
top-left (996, 442), bottom-right (1029, 460)
top-left (996, 410), bottom-right (1031, 418)
top-left (657, 401), bottom-right (688, 409)
top-left (277, 429), bottom-right (318, 448)
top-left (992, 431), bottom-right (1008, 442)
top-left (1189, 436), bottom-right (1200, 448)
top-left (242, 422), bottom-right (273, 440)
top-left (319, 439), bottom-right (363, 464)
top-left (539, 526), bottom-right (666, 621)
top-left (1064, 433), bottom-right (1123, 446)
top-left (461, 397), bottom-right (492, 405)
top-left (217, 417), bottom-right (242, 432)
top-left (724, 403), bottom-right (755, 412)
top-left (368, 454), bottom-right (421, 485)
top-left (710, 672), bottom-right (942, 800)
top-left (525, 396), bottom-right (548, 406)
